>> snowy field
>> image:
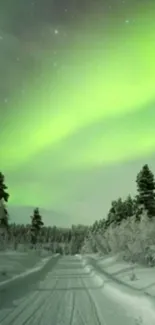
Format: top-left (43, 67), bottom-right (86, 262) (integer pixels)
top-left (0, 248), bottom-right (52, 285)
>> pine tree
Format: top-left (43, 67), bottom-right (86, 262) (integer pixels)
top-left (107, 198), bottom-right (126, 225)
top-left (91, 220), bottom-right (99, 233)
top-left (136, 164), bottom-right (155, 218)
top-left (123, 195), bottom-right (134, 218)
top-left (30, 208), bottom-right (44, 245)
top-left (107, 200), bottom-right (117, 226)
top-left (0, 172), bottom-right (9, 231)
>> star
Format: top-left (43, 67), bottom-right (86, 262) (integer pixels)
top-left (54, 29), bottom-right (59, 35)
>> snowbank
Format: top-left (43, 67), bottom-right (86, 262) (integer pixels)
top-left (79, 254), bottom-right (155, 325)
top-left (0, 250), bottom-right (53, 285)
top-left (92, 254), bottom-right (155, 296)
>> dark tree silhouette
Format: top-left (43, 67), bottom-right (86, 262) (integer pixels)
top-left (30, 208), bottom-right (44, 245)
top-left (0, 172), bottom-right (9, 230)
top-left (136, 164), bottom-right (155, 218)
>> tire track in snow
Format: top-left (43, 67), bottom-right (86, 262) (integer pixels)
top-left (50, 279), bottom-right (76, 325)
top-left (76, 309), bottom-right (87, 325)
top-left (2, 278), bottom-right (59, 325)
top-left (18, 292), bottom-right (52, 325)
top-left (69, 291), bottom-right (76, 325)
top-left (79, 276), bottom-right (107, 325)
top-left (37, 285), bottom-right (65, 325)
top-left (22, 278), bottom-right (61, 325)
top-left (36, 276), bottom-right (74, 325)
top-left (0, 291), bottom-right (39, 324)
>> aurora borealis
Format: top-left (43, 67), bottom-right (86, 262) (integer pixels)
top-left (1, 0), bottom-right (155, 226)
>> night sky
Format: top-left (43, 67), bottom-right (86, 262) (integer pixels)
top-left (1, 0), bottom-right (155, 226)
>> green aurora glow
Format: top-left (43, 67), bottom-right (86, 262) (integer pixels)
top-left (1, 2), bottom-right (155, 213)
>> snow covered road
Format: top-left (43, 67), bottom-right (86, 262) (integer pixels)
top-left (0, 256), bottom-right (144, 324)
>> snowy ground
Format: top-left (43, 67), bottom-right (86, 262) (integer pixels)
top-left (86, 254), bottom-right (155, 296)
top-left (0, 255), bottom-right (154, 325)
top-left (0, 249), bottom-right (52, 285)
top-left (81, 254), bottom-right (155, 324)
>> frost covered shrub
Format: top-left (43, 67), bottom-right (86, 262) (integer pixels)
top-left (105, 224), bottom-right (122, 253)
top-left (95, 232), bottom-right (111, 254)
top-left (94, 213), bottom-right (155, 266)
top-left (81, 233), bottom-right (98, 254)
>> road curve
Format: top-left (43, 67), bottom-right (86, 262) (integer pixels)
top-left (0, 256), bottom-right (138, 325)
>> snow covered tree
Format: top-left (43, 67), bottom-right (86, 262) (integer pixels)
top-left (0, 172), bottom-right (9, 231)
top-left (123, 195), bottom-right (135, 218)
top-left (91, 220), bottom-right (99, 233)
top-left (30, 208), bottom-right (44, 245)
top-left (107, 198), bottom-right (126, 226)
top-left (136, 164), bottom-right (155, 218)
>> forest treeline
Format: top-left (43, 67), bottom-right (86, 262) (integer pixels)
top-left (0, 164), bottom-right (155, 264)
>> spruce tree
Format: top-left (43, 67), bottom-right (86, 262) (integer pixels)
top-left (107, 198), bottom-right (126, 225)
top-left (91, 220), bottom-right (99, 233)
top-left (107, 200), bottom-right (117, 226)
top-left (124, 195), bottom-right (134, 218)
top-left (30, 208), bottom-right (44, 245)
top-left (0, 172), bottom-right (9, 230)
top-left (136, 164), bottom-right (155, 218)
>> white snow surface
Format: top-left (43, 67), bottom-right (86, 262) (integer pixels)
top-left (91, 253), bottom-right (155, 295)
top-left (0, 254), bottom-right (155, 324)
top-left (0, 250), bottom-right (54, 286)
top-left (80, 254), bottom-right (155, 325)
